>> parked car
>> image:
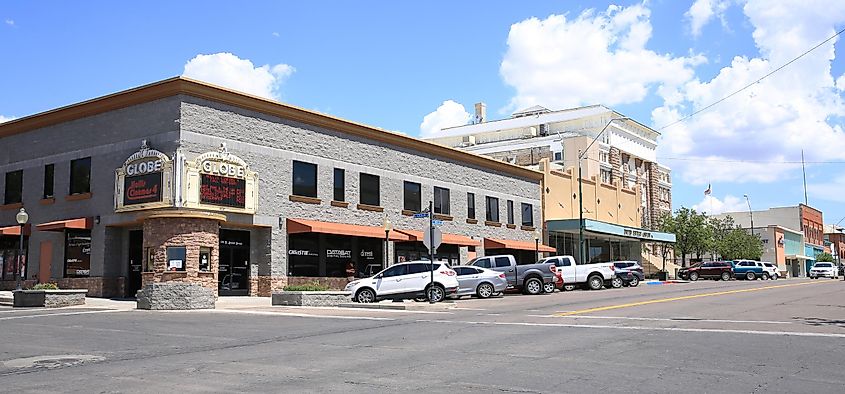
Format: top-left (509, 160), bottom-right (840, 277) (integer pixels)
top-left (451, 266), bottom-right (508, 298)
top-left (678, 261), bottom-right (733, 281)
top-left (345, 261), bottom-right (459, 303)
top-left (466, 255), bottom-right (556, 295)
top-left (538, 255), bottom-right (616, 291)
top-left (733, 260), bottom-right (770, 280)
top-left (839, 264), bottom-right (844, 277)
top-left (612, 261), bottom-right (643, 286)
top-left (761, 262), bottom-right (779, 280)
top-left (608, 272), bottom-right (636, 288)
top-left (809, 262), bottom-right (839, 279)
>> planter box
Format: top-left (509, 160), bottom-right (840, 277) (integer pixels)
top-left (136, 282), bottom-right (215, 310)
top-left (272, 291), bottom-right (351, 307)
top-left (14, 289), bottom-right (87, 308)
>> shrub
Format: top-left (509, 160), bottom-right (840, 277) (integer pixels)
top-left (283, 283), bottom-right (330, 291)
top-left (31, 283), bottom-right (59, 290)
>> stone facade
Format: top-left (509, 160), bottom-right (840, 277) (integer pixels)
top-left (141, 215), bottom-right (221, 296)
top-left (609, 147), bottom-right (622, 186)
top-left (136, 282), bottom-right (215, 310)
top-left (484, 146), bottom-right (552, 166)
top-left (0, 277), bottom-right (123, 297)
top-left (271, 291), bottom-right (351, 307)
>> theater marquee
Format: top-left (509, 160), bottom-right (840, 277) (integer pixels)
top-left (115, 140), bottom-right (174, 212)
top-left (184, 143), bottom-right (258, 214)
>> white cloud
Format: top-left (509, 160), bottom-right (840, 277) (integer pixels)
top-left (808, 175), bottom-right (845, 204)
top-left (686, 0), bottom-right (733, 37)
top-left (272, 32), bottom-right (280, 37)
top-left (419, 100), bottom-right (471, 138)
top-left (692, 194), bottom-right (748, 215)
top-left (4, 19), bottom-right (13, 26)
top-left (0, 115), bottom-right (16, 124)
top-left (499, 3), bottom-right (705, 114)
top-left (656, 0), bottom-right (845, 185)
top-left (182, 53), bottom-right (295, 100)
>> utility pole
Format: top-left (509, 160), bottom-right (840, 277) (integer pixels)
top-left (428, 200), bottom-right (435, 304)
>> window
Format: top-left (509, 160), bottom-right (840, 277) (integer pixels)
top-left (69, 157), bottom-right (91, 195)
top-left (600, 169), bottom-right (611, 183)
top-left (4, 170), bottom-right (22, 205)
top-left (407, 263), bottom-right (432, 274)
top-left (292, 161), bottom-right (317, 198)
top-left (507, 200), bottom-right (514, 224)
top-left (434, 187), bottom-right (450, 215)
top-left (166, 246), bottom-right (186, 271)
top-left (521, 203), bottom-right (534, 227)
top-left (554, 152), bottom-right (562, 161)
top-left (43, 164), bottom-right (54, 199)
top-left (381, 264), bottom-right (407, 278)
top-left (599, 151), bottom-right (609, 163)
top-left (333, 168), bottom-right (345, 202)
top-left (494, 257), bottom-right (511, 268)
top-left (486, 196), bottom-right (499, 222)
top-left (404, 181), bottom-right (421, 212)
top-left (199, 247), bottom-right (211, 272)
top-left (467, 193), bottom-right (476, 219)
top-left (472, 257), bottom-right (491, 268)
top-left (64, 229), bottom-right (91, 277)
top-left (360, 173), bottom-right (380, 206)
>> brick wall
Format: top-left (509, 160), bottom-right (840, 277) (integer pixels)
top-left (142, 216), bottom-right (220, 296)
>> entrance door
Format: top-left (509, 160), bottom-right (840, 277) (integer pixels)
top-left (219, 229), bottom-right (250, 296)
top-left (127, 230), bottom-right (143, 297)
top-left (39, 241), bottom-right (52, 283)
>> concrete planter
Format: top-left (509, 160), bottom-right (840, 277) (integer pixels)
top-left (136, 282), bottom-right (215, 310)
top-left (272, 291), bottom-right (351, 307)
top-left (13, 289), bottom-right (87, 308)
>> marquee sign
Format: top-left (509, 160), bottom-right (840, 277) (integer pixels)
top-left (184, 143), bottom-right (258, 214)
top-left (115, 140), bottom-right (174, 212)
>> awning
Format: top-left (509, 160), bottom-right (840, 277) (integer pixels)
top-left (484, 238), bottom-right (556, 253)
top-left (0, 224), bottom-right (30, 236)
top-left (786, 254), bottom-right (813, 260)
top-left (287, 218), bottom-right (412, 241)
top-left (395, 230), bottom-right (480, 247)
top-left (36, 217), bottom-right (93, 232)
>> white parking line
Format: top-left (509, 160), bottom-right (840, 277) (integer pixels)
top-left (526, 315), bottom-right (794, 325)
top-left (413, 319), bottom-right (845, 338)
top-left (193, 309), bottom-right (396, 321)
top-left (0, 309), bottom-right (126, 321)
top-left (451, 307), bottom-right (487, 311)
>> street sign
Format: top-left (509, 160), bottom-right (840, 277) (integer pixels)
top-left (413, 213), bottom-right (429, 218)
top-left (432, 219), bottom-right (443, 225)
top-left (423, 227), bottom-right (442, 251)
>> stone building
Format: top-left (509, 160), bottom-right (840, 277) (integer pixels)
top-left (0, 77), bottom-right (549, 305)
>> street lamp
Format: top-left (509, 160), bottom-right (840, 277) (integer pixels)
top-left (382, 216), bottom-right (392, 269)
top-left (15, 207), bottom-right (29, 291)
top-left (578, 117), bottom-right (630, 265)
top-left (743, 194), bottom-right (754, 234)
top-left (534, 228), bottom-right (541, 261)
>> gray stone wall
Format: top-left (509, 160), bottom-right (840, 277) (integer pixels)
top-left (272, 291), bottom-right (351, 307)
top-left (136, 282), bottom-right (215, 310)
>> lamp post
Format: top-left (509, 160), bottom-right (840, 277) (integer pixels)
top-left (578, 117), bottom-right (630, 265)
top-left (743, 194), bottom-right (754, 234)
top-left (534, 228), bottom-right (541, 261)
top-left (382, 216), bottom-right (392, 269)
top-left (15, 208), bottom-right (29, 291)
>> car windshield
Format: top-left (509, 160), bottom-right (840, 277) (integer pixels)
top-left (815, 263), bottom-right (832, 268)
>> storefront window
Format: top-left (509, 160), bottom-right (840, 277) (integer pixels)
top-left (486, 196), bottom-right (499, 222)
top-left (404, 181), bottom-right (421, 212)
top-left (324, 235), bottom-right (353, 277)
top-left (4, 170), bottom-right (23, 205)
top-left (0, 237), bottom-right (27, 280)
top-left (467, 193), bottom-right (476, 219)
top-left (288, 233), bottom-right (320, 276)
top-left (360, 173), bottom-right (380, 206)
top-left (434, 187), bottom-right (450, 215)
top-left (333, 168), bottom-right (345, 202)
top-left (166, 246), bottom-right (186, 271)
top-left (199, 247), bottom-right (211, 272)
top-left (70, 157), bottom-right (91, 195)
top-left (292, 161), bottom-right (317, 198)
top-left (65, 229), bottom-right (91, 277)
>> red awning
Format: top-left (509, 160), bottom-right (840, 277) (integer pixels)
top-left (484, 238), bottom-right (556, 253)
top-left (287, 218), bottom-right (412, 241)
top-left (36, 217), bottom-right (93, 232)
top-left (395, 230), bottom-right (479, 247)
top-left (0, 223), bottom-right (30, 236)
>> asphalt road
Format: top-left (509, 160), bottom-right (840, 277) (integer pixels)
top-left (1, 278), bottom-right (843, 393)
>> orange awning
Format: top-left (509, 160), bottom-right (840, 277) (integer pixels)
top-left (0, 224), bottom-right (30, 236)
top-left (287, 218), bottom-right (412, 241)
top-left (395, 230), bottom-right (480, 247)
top-left (484, 238), bottom-right (556, 253)
top-left (36, 217), bottom-right (93, 232)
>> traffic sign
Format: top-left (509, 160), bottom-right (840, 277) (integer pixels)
top-left (432, 219), bottom-right (443, 225)
top-left (423, 227), bottom-right (442, 251)
top-left (413, 213), bottom-right (429, 218)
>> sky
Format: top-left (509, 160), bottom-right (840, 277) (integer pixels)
top-left (2, 1), bottom-right (845, 227)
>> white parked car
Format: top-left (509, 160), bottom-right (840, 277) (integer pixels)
top-left (345, 261), bottom-right (459, 303)
top-left (809, 262), bottom-right (839, 279)
top-left (761, 262), bottom-right (779, 280)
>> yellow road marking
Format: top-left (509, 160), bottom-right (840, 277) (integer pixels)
top-left (555, 280), bottom-right (839, 317)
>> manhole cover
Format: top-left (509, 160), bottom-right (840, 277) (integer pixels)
top-left (4, 354), bottom-right (104, 370)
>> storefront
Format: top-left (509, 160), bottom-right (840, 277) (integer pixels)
top-left (0, 225), bottom-right (28, 281)
top-left (546, 219), bottom-right (675, 264)
top-left (483, 238), bottom-right (555, 264)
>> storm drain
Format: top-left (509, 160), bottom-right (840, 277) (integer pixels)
top-left (3, 354), bottom-right (105, 370)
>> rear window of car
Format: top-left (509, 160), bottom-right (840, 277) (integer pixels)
top-left (815, 263), bottom-right (833, 267)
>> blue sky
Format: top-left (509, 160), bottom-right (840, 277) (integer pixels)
top-left (3, 1), bottom-right (845, 227)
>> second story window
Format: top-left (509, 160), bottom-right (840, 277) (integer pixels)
top-left (434, 187), bottom-right (450, 215)
top-left (333, 168), bottom-right (345, 202)
top-left (43, 164), bottom-right (54, 199)
top-left (486, 196), bottom-right (499, 222)
top-left (467, 192), bottom-right (476, 219)
top-left (360, 173), bottom-right (380, 206)
top-left (69, 157), bottom-right (91, 195)
top-left (292, 161), bottom-right (317, 198)
top-left (521, 203), bottom-right (534, 227)
top-left (4, 170), bottom-right (23, 205)
top-left (404, 181), bottom-right (421, 212)
top-left (507, 200), bottom-right (514, 225)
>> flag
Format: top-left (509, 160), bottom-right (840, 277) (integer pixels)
top-left (704, 184), bottom-right (711, 196)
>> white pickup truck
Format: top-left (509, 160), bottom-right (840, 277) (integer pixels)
top-left (537, 255), bottom-right (616, 290)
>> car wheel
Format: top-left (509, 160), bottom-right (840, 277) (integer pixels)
top-left (629, 276), bottom-right (640, 287)
top-left (610, 276), bottom-right (623, 288)
top-left (746, 272), bottom-right (756, 280)
top-left (427, 284), bottom-right (446, 303)
top-left (588, 275), bottom-right (604, 290)
top-left (689, 272), bottom-right (699, 281)
top-left (524, 277), bottom-right (543, 295)
top-left (543, 281), bottom-right (556, 294)
top-left (476, 283), bottom-right (494, 299)
top-left (355, 288), bottom-right (376, 303)
top-left (721, 272), bottom-right (731, 281)
top-left (761, 272), bottom-right (770, 280)
top-left (563, 284), bottom-right (576, 291)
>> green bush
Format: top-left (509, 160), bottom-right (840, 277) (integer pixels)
top-left (30, 283), bottom-right (59, 290)
top-left (283, 283), bottom-right (330, 291)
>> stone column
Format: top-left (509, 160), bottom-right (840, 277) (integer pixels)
top-left (609, 147), bottom-right (622, 186)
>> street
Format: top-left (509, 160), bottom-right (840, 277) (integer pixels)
top-left (1, 278), bottom-right (844, 393)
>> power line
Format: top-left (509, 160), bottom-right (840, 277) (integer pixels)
top-left (657, 157), bottom-right (845, 164)
top-left (656, 26), bottom-right (845, 132)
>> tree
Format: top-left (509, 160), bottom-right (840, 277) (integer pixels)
top-left (658, 207), bottom-right (711, 267)
top-left (816, 252), bottom-right (834, 262)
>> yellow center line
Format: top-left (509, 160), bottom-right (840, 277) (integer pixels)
top-left (555, 280), bottom-right (839, 317)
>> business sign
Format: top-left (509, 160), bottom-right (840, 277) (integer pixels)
top-left (123, 172), bottom-right (163, 205)
top-left (65, 231), bottom-right (91, 277)
top-left (185, 143), bottom-right (258, 214)
top-left (327, 249), bottom-right (352, 259)
top-left (200, 174), bottom-right (246, 208)
top-left (115, 140), bottom-right (173, 212)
